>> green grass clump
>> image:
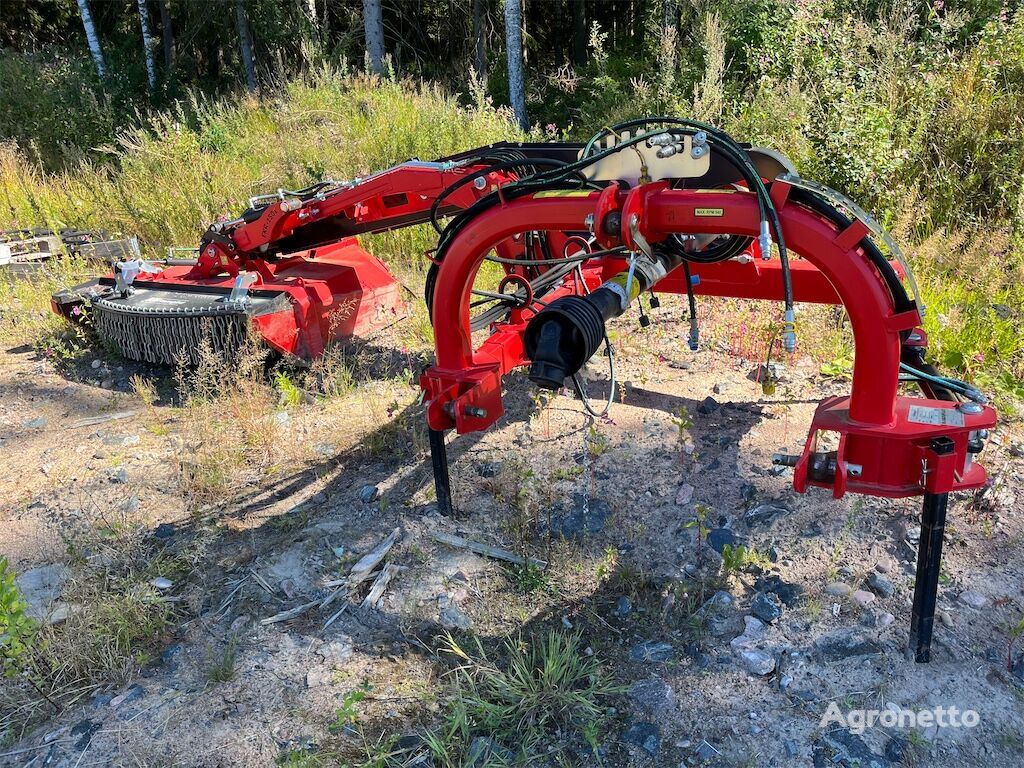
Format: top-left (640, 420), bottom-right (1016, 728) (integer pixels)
top-left (423, 631), bottom-right (619, 765)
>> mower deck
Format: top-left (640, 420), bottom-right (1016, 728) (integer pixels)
top-left (52, 238), bottom-right (405, 365)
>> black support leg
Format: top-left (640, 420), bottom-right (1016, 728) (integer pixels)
top-left (428, 428), bottom-right (453, 516)
top-left (910, 490), bottom-right (949, 663)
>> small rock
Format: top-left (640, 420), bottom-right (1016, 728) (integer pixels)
top-left (674, 484), bottom-right (695, 506)
top-left (878, 611), bottom-right (896, 628)
top-left (852, 589), bottom-right (876, 607)
top-left (153, 523), bottom-right (176, 540)
top-left (813, 728), bottom-right (888, 768)
top-left (439, 605), bottom-right (473, 630)
top-left (825, 582), bottom-right (852, 597)
top-left (71, 719), bottom-right (102, 750)
top-left (314, 442), bottom-right (336, 458)
top-left (91, 359), bottom-right (102, 369)
top-left (548, 495), bottom-right (611, 540)
top-left (706, 527), bottom-right (738, 554)
top-left (14, 564), bottom-right (69, 622)
top-left (697, 396), bottom-right (720, 415)
top-left (111, 467), bottom-right (129, 484)
top-left (280, 578), bottom-right (298, 599)
top-left (109, 684), bottom-right (144, 708)
top-left (755, 574), bottom-right (803, 606)
top-left (814, 628), bottom-right (881, 660)
top-left (736, 647), bottom-right (776, 675)
top-left (959, 590), bottom-right (988, 609)
top-left (785, 739), bottom-right (799, 758)
top-left (358, 484), bottom-right (379, 503)
top-left (939, 610), bottom-right (953, 628)
top-left (623, 721), bottom-right (660, 756)
top-left (614, 596), bottom-right (633, 617)
top-left (865, 572), bottom-right (894, 599)
top-left (730, 615), bottom-right (766, 648)
top-left (750, 591), bottom-right (782, 624)
top-left (745, 502), bottom-right (788, 526)
top-left (629, 678), bottom-right (675, 713)
top-left (150, 577), bottom-right (173, 591)
top-left (23, 416), bottom-right (48, 430)
top-left (229, 614), bottom-right (251, 633)
top-left (630, 640), bottom-right (674, 663)
top-left (321, 636), bottom-right (354, 665)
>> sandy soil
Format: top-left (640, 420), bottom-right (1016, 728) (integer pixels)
top-left (1, 300), bottom-right (1022, 768)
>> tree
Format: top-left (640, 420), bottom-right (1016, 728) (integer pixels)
top-left (572, 0), bottom-right (586, 67)
top-left (75, 0), bottom-right (106, 79)
top-left (473, 0), bottom-right (487, 79)
top-left (504, 0), bottom-right (527, 130)
top-left (363, 0), bottom-right (386, 75)
top-left (663, 0), bottom-right (677, 33)
top-left (157, 0), bottom-right (176, 74)
top-left (137, 0), bottom-right (157, 91)
top-left (234, 0), bottom-right (257, 91)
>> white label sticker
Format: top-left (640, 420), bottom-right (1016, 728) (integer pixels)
top-left (907, 405), bottom-right (964, 427)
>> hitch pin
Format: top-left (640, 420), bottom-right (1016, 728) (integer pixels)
top-left (772, 453), bottom-right (863, 477)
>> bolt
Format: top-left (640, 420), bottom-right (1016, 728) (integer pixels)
top-left (584, 213), bottom-right (595, 233)
top-left (691, 145), bottom-right (706, 159)
top-left (464, 406), bottom-right (487, 418)
top-left (473, 176), bottom-right (487, 190)
top-left (907, 332), bottom-right (923, 342)
top-left (957, 402), bottom-right (984, 414)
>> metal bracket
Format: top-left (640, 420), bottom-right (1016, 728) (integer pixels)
top-left (777, 173), bottom-right (924, 316)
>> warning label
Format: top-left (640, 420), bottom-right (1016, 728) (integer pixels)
top-left (907, 405), bottom-right (965, 427)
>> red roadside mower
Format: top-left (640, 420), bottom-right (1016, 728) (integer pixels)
top-left (52, 118), bottom-right (995, 662)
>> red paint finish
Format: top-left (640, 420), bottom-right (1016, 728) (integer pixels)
top-left (422, 181), bottom-right (988, 501)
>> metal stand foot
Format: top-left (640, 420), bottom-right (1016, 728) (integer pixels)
top-left (428, 428), bottom-right (453, 516)
top-left (910, 490), bottom-right (949, 663)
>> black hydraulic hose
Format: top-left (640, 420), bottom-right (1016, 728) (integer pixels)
top-left (428, 157), bottom-right (594, 233)
top-left (787, 188), bottom-right (913, 315)
top-left (587, 117), bottom-right (795, 325)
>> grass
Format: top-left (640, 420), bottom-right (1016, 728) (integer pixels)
top-left (1, 510), bottom-right (179, 743)
top-left (205, 636), bottom-right (238, 684)
top-left (424, 631), bottom-right (620, 765)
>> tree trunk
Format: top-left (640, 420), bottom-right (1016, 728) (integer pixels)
top-left (235, 0), bottom-right (257, 91)
top-left (572, 0), bottom-right (586, 67)
top-left (504, 0), bottom-right (528, 130)
top-left (157, 0), bottom-right (176, 73)
top-left (633, 0), bottom-right (645, 48)
top-left (363, 0), bottom-right (386, 75)
top-left (137, 0), bottom-right (157, 90)
top-left (663, 0), bottom-right (676, 32)
top-left (473, 0), bottom-right (487, 78)
top-left (75, 0), bottom-right (106, 79)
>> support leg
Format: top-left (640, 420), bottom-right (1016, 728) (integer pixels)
top-left (428, 428), bottom-right (453, 516)
top-left (910, 491), bottom-right (949, 663)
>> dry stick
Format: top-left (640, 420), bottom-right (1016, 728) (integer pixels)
top-left (432, 531), bottom-right (547, 569)
top-left (267, 528), bottom-right (403, 626)
top-left (260, 599), bottom-right (320, 625)
top-left (361, 563), bottom-right (403, 610)
top-left (322, 601), bottom-right (349, 630)
top-left (66, 411), bottom-right (140, 429)
top-left (323, 527), bottom-right (401, 588)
